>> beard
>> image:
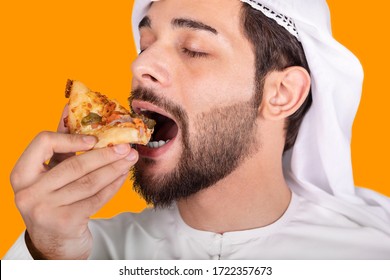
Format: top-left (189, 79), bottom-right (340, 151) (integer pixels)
top-left (130, 87), bottom-right (260, 208)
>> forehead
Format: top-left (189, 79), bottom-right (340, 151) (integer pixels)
top-left (145, 0), bottom-right (244, 36)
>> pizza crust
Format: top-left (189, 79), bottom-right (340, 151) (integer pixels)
top-left (88, 125), bottom-right (149, 148)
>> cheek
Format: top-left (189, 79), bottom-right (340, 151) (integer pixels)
top-left (185, 69), bottom-right (256, 112)
top-left (173, 52), bottom-right (256, 114)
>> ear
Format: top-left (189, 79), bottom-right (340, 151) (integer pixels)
top-left (260, 66), bottom-right (311, 120)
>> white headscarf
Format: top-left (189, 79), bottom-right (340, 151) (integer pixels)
top-left (132, 0), bottom-right (390, 233)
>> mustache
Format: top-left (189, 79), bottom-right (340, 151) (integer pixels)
top-left (129, 87), bottom-right (188, 125)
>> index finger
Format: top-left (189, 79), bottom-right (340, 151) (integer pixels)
top-left (43, 144), bottom-right (136, 192)
top-left (11, 131), bottom-right (97, 189)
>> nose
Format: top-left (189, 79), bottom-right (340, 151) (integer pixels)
top-left (131, 47), bottom-right (171, 88)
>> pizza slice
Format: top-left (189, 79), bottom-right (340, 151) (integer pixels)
top-left (64, 79), bottom-right (155, 148)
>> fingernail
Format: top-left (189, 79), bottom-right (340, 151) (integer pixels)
top-left (113, 144), bottom-right (130, 154)
top-left (125, 149), bottom-right (138, 161)
top-left (83, 136), bottom-right (96, 145)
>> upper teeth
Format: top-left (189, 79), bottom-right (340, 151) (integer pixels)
top-left (147, 139), bottom-right (170, 148)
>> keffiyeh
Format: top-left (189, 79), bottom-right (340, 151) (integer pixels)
top-left (131, 0), bottom-right (390, 233)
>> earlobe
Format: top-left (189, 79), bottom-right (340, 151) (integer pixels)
top-left (261, 67), bottom-right (310, 120)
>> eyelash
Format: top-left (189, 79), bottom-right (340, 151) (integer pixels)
top-left (182, 48), bottom-right (208, 58)
top-left (138, 48), bottom-right (208, 58)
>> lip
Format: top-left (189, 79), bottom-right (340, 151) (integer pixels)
top-left (131, 99), bottom-right (179, 159)
top-left (131, 100), bottom-right (178, 125)
top-left (136, 137), bottom-right (176, 158)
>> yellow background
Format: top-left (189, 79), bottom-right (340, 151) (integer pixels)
top-left (0, 0), bottom-right (389, 258)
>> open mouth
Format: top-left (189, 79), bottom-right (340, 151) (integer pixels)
top-left (132, 101), bottom-right (179, 149)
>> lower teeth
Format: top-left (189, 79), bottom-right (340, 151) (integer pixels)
top-left (147, 139), bottom-right (170, 148)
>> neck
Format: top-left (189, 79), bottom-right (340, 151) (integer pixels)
top-left (176, 152), bottom-right (291, 234)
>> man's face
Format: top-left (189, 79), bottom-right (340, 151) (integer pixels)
top-left (130, 0), bottom-right (259, 207)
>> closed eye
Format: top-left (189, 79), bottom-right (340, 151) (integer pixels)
top-left (182, 48), bottom-right (209, 58)
top-left (138, 47), bottom-right (209, 58)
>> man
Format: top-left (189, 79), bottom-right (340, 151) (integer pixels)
top-left (4, 0), bottom-right (390, 259)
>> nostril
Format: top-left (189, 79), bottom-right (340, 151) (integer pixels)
top-left (142, 74), bottom-right (158, 82)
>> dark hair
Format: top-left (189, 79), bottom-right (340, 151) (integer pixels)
top-left (240, 3), bottom-right (312, 152)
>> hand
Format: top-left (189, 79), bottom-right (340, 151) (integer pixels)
top-left (10, 106), bottom-right (138, 259)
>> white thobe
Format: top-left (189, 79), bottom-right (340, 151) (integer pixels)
top-left (4, 192), bottom-right (390, 260)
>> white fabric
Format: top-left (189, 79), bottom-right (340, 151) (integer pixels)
top-left (131, 0), bottom-right (390, 234)
top-left (241, 0), bottom-right (299, 40)
top-left (4, 192), bottom-right (390, 259)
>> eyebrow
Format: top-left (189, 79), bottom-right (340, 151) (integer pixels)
top-left (138, 16), bottom-right (218, 35)
top-left (172, 18), bottom-right (218, 35)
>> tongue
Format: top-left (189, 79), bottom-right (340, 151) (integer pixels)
top-left (154, 121), bottom-right (178, 141)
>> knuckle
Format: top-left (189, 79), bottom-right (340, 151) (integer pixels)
top-left (30, 203), bottom-right (50, 226)
top-left (94, 190), bottom-right (106, 204)
top-left (107, 162), bottom-right (122, 174)
top-left (77, 174), bottom-right (96, 190)
top-left (100, 146), bottom-right (126, 163)
top-left (35, 131), bottom-right (53, 145)
top-left (99, 147), bottom-right (116, 162)
top-left (14, 188), bottom-right (33, 212)
top-left (95, 176), bottom-right (123, 206)
top-left (10, 168), bottom-right (22, 188)
top-left (110, 159), bottom-right (132, 175)
top-left (88, 193), bottom-right (104, 213)
top-left (62, 157), bottom-right (85, 176)
top-left (84, 175), bottom-right (125, 216)
top-left (68, 133), bottom-right (83, 144)
top-left (111, 174), bottom-right (127, 190)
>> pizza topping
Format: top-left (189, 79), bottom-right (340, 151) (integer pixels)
top-left (131, 104), bottom-right (178, 150)
top-left (105, 111), bottom-right (125, 124)
top-left (108, 117), bottom-right (130, 126)
top-left (131, 112), bottom-right (156, 130)
top-left (81, 112), bottom-right (102, 126)
top-left (139, 111), bottom-right (177, 145)
top-left (103, 102), bottom-right (117, 116)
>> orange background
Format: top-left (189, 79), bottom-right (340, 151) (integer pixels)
top-left (0, 0), bottom-right (389, 258)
